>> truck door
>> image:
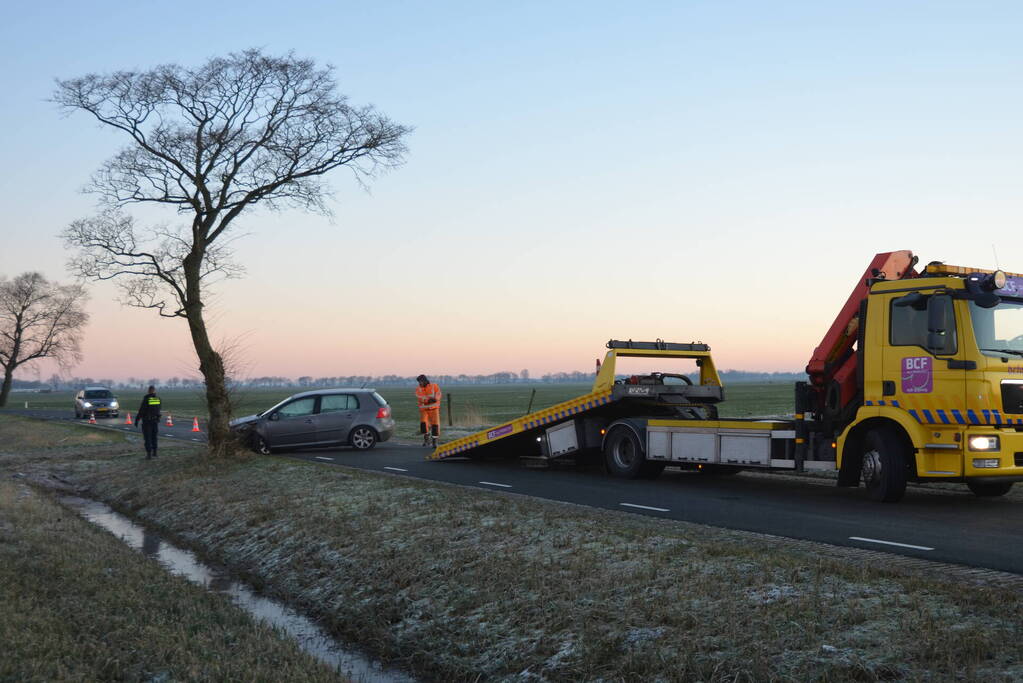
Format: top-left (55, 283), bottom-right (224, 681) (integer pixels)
top-left (882, 292), bottom-right (965, 428)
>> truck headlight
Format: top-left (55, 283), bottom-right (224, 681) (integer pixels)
top-left (972, 458), bottom-right (1001, 468)
top-left (83, 402), bottom-right (92, 408)
top-left (110, 401), bottom-right (119, 408)
top-left (968, 435), bottom-right (1000, 451)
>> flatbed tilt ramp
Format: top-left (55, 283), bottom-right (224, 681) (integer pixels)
top-left (431, 340), bottom-right (724, 460)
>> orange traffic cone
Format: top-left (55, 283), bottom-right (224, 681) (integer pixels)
top-left (165, 414), bottom-right (173, 427)
top-left (191, 417), bottom-right (201, 432)
top-left (88, 414), bottom-right (96, 424)
top-left (124, 413), bottom-right (133, 425)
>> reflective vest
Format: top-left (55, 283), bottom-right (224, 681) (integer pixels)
top-left (415, 383), bottom-right (441, 410)
top-left (138, 394), bottom-right (162, 422)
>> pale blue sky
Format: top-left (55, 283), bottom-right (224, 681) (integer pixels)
top-left (2, 2), bottom-right (1022, 380)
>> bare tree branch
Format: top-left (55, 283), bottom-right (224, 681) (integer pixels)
top-left (56, 49), bottom-right (411, 453)
top-left (0, 273), bottom-right (89, 407)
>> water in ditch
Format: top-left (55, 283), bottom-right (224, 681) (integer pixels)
top-left (60, 496), bottom-right (416, 683)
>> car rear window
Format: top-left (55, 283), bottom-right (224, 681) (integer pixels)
top-left (320, 394), bottom-right (358, 412)
top-left (371, 392), bottom-right (387, 406)
top-left (84, 390), bottom-right (113, 399)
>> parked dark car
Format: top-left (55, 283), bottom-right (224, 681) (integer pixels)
top-left (229, 388), bottom-right (395, 454)
top-left (74, 386), bottom-right (120, 419)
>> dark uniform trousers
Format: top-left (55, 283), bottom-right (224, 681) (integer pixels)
top-left (136, 393), bottom-right (162, 458)
top-left (141, 420), bottom-right (160, 456)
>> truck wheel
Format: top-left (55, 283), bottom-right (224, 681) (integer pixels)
top-left (604, 428), bottom-right (645, 478)
top-left (860, 426), bottom-right (908, 503)
top-left (967, 481), bottom-right (1013, 497)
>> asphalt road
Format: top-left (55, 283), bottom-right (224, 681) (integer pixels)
top-left (8, 408), bottom-right (1023, 576)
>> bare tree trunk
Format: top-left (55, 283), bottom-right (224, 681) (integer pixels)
top-left (0, 367), bottom-right (14, 408)
top-left (185, 307), bottom-right (231, 454)
top-left (183, 252), bottom-right (232, 455)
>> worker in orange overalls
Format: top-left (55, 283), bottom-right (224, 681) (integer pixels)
top-left (415, 374), bottom-right (442, 447)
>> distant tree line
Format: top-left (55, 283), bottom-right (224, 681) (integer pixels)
top-left (11, 368), bottom-right (804, 392)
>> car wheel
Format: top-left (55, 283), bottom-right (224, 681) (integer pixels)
top-left (350, 426), bottom-right (377, 451)
top-left (861, 426), bottom-right (908, 503)
top-left (252, 435), bottom-right (272, 456)
top-left (604, 427), bottom-right (645, 478)
top-left (967, 481), bottom-right (1013, 497)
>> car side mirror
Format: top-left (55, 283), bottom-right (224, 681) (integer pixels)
top-left (268, 412), bottom-right (280, 422)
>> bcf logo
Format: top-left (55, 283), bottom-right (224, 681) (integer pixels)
top-left (901, 356), bottom-right (933, 394)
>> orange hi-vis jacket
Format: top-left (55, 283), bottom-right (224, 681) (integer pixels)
top-left (415, 382), bottom-right (442, 410)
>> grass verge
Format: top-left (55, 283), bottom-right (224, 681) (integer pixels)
top-left (4, 414), bottom-right (1023, 681)
top-left (0, 479), bottom-right (342, 680)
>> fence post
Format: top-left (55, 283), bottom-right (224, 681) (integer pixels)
top-left (526, 388), bottom-right (536, 415)
top-left (447, 392), bottom-right (453, 427)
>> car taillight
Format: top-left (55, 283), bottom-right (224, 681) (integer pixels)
top-left (376, 406), bottom-right (391, 419)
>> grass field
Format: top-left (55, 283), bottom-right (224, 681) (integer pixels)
top-left (4, 412), bottom-right (1022, 681)
top-left (12, 381), bottom-right (796, 440)
top-left (0, 420), bottom-right (341, 682)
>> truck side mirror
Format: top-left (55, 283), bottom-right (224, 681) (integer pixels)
top-left (893, 292), bottom-right (924, 308)
top-left (927, 296), bottom-right (948, 352)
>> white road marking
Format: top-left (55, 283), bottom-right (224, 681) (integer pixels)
top-left (384, 467), bottom-right (408, 472)
top-left (620, 502), bottom-right (670, 512)
top-left (315, 456), bottom-right (335, 462)
top-left (479, 481), bottom-right (512, 488)
top-left (849, 536), bottom-right (934, 551)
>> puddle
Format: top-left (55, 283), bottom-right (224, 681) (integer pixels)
top-left (60, 496), bottom-right (416, 683)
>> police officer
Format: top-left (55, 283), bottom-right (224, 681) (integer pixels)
top-left (135, 385), bottom-right (162, 459)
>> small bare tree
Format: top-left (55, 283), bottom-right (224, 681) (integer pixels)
top-left (0, 273), bottom-right (89, 407)
top-left (56, 49), bottom-right (411, 453)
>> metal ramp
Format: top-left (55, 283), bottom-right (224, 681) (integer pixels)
top-left (428, 340), bottom-right (722, 461)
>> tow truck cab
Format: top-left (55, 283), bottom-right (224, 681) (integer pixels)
top-left (838, 265), bottom-right (1023, 494)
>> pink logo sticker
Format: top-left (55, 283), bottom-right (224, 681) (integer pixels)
top-left (487, 424), bottom-right (513, 440)
top-left (901, 356), bottom-right (933, 393)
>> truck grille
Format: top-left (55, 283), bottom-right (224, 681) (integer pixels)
top-left (1002, 383), bottom-right (1023, 415)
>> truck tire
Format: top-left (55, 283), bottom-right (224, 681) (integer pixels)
top-left (604, 427), bottom-right (645, 478)
top-left (967, 481), bottom-right (1013, 497)
top-left (861, 426), bottom-right (908, 503)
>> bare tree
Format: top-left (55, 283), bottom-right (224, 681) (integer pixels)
top-left (56, 49), bottom-right (411, 453)
top-left (0, 273), bottom-right (89, 407)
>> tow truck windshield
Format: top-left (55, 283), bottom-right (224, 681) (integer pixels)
top-left (970, 299), bottom-right (1023, 358)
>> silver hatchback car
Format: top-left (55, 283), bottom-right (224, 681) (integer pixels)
top-left (229, 388), bottom-right (395, 454)
top-left (74, 386), bottom-right (120, 419)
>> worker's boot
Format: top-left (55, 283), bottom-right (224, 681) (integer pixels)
top-left (431, 436), bottom-right (438, 448)
top-left (422, 434), bottom-right (431, 447)
top-left (145, 450), bottom-right (152, 460)
top-left (431, 425), bottom-right (439, 448)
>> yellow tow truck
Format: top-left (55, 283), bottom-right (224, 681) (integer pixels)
top-left (432, 252), bottom-right (1023, 503)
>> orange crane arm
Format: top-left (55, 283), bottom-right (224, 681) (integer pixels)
top-left (805, 250), bottom-right (918, 415)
